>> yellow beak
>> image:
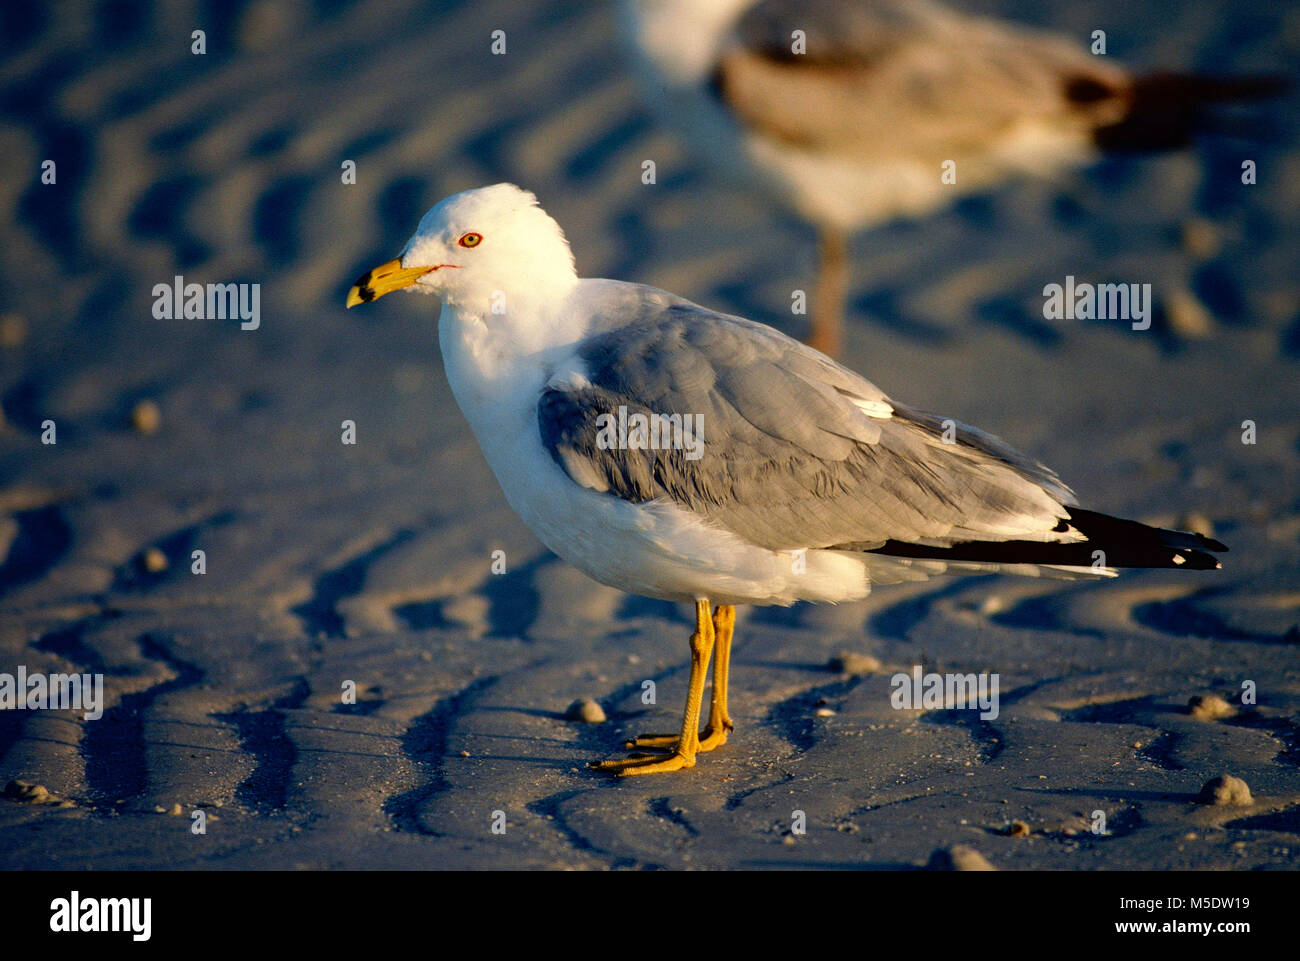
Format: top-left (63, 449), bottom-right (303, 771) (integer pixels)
top-left (346, 259), bottom-right (436, 308)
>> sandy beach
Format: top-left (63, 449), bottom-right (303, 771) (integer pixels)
top-left (1, 0), bottom-right (1298, 870)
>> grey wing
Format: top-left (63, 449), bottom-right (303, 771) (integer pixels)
top-left (731, 0), bottom-right (948, 67)
top-left (538, 297), bottom-right (1079, 554)
top-left (718, 0), bottom-right (1130, 156)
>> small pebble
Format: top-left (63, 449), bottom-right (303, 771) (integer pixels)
top-left (1005, 820), bottom-right (1031, 838)
top-left (1165, 288), bottom-right (1213, 340)
top-left (459, 750), bottom-right (470, 758)
top-left (1197, 774), bottom-right (1252, 807)
top-left (814, 707), bottom-right (836, 717)
top-left (2, 779), bottom-right (70, 806)
top-left (140, 547), bottom-right (169, 574)
top-left (927, 845), bottom-right (995, 871)
top-left (1187, 694), bottom-right (1234, 721)
top-left (827, 651), bottom-right (881, 675)
top-left (131, 399), bottom-right (162, 435)
top-left (565, 698), bottom-right (606, 723)
top-left (169, 803), bottom-right (183, 816)
top-left (4, 780), bottom-right (48, 803)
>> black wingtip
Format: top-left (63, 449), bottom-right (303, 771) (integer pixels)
top-left (1065, 508), bottom-right (1228, 570)
top-left (863, 509), bottom-right (1228, 572)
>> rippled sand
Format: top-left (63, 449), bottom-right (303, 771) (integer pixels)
top-left (1, 0), bottom-right (1297, 869)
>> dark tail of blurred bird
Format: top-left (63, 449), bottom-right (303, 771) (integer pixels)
top-left (1088, 71), bottom-right (1288, 152)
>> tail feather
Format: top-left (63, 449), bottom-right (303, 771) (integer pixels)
top-left (1088, 71), bottom-right (1288, 151)
top-left (866, 507), bottom-right (1226, 572)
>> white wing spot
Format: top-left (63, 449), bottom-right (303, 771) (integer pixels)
top-left (850, 397), bottom-right (893, 419)
top-left (546, 356), bottom-right (592, 393)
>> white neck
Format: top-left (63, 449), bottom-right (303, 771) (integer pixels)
top-left (622, 0), bottom-right (754, 84)
top-left (437, 276), bottom-right (584, 414)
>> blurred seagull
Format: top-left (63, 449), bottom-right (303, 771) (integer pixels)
top-left (348, 184), bottom-right (1227, 776)
top-left (621, 0), bottom-right (1285, 356)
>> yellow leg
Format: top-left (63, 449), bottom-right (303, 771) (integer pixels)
top-left (591, 600), bottom-right (715, 775)
top-left (698, 604), bottom-right (735, 752)
top-left (621, 603), bottom-right (736, 755)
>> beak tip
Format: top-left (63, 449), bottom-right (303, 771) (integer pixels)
top-left (345, 259), bottom-right (418, 310)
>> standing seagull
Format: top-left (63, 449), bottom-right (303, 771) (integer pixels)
top-left (348, 184), bottom-right (1226, 776)
top-left (621, 0), bottom-right (1284, 356)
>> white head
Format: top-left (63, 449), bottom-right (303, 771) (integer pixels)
top-left (347, 184), bottom-right (577, 316)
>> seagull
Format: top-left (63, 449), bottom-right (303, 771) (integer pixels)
top-left (621, 0), bottom-right (1284, 356)
top-left (347, 184), bottom-right (1227, 776)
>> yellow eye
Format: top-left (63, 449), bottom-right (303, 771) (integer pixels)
top-left (458, 232), bottom-right (483, 248)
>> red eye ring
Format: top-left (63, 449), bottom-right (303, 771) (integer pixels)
top-left (458, 232), bottom-right (483, 248)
